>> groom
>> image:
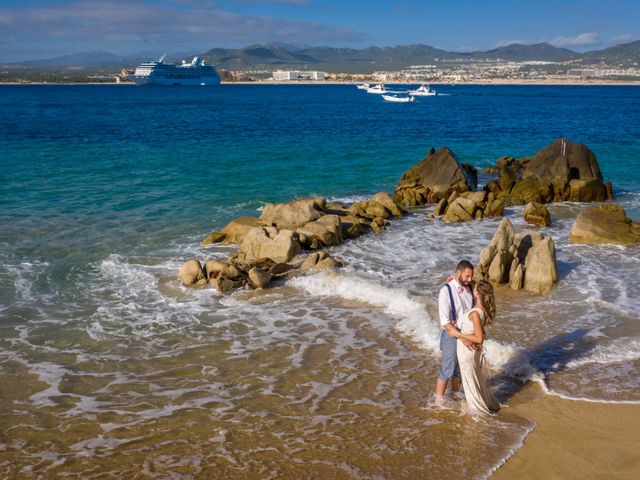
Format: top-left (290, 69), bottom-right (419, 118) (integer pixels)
top-left (435, 260), bottom-right (475, 401)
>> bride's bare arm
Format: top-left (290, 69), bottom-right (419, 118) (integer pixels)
top-left (449, 311), bottom-right (484, 344)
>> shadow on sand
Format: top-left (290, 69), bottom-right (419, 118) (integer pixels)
top-left (492, 328), bottom-right (597, 402)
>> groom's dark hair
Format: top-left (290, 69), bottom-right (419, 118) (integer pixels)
top-left (456, 260), bottom-right (474, 272)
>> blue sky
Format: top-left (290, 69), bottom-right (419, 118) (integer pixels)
top-left (1, 0), bottom-right (639, 61)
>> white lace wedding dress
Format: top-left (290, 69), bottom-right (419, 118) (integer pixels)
top-left (456, 307), bottom-right (500, 414)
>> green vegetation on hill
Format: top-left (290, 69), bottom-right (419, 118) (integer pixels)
top-left (198, 41), bottom-right (639, 73)
top-left (2, 41), bottom-right (639, 82)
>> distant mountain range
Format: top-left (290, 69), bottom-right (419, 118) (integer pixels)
top-left (12, 51), bottom-right (158, 68)
top-left (7, 41), bottom-right (640, 73)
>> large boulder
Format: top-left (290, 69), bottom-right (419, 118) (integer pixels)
top-left (371, 192), bottom-right (404, 217)
top-left (260, 197), bottom-right (325, 230)
top-left (178, 259), bottom-right (206, 286)
top-left (218, 216), bottom-right (266, 244)
top-left (443, 197), bottom-right (477, 222)
top-left (201, 231), bottom-right (226, 246)
top-left (240, 227), bottom-right (302, 263)
top-left (349, 199), bottom-right (393, 220)
top-left (523, 237), bottom-right (558, 295)
top-left (509, 176), bottom-right (553, 204)
top-left (394, 147), bottom-right (477, 206)
top-left (248, 267), bottom-right (272, 289)
top-left (475, 218), bottom-right (558, 295)
top-left (569, 203), bottom-right (640, 245)
top-left (297, 214), bottom-right (343, 249)
top-left (568, 179), bottom-right (609, 202)
top-left (204, 259), bottom-right (227, 279)
top-left (524, 202), bottom-right (551, 227)
top-left (340, 214), bottom-right (369, 239)
top-left (486, 139), bottom-right (613, 205)
top-left (300, 251), bottom-right (343, 271)
top-left (439, 191), bottom-right (503, 223)
top-left (526, 138), bottom-right (602, 183)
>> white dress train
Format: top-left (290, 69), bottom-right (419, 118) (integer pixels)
top-left (456, 307), bottom-right (500, 414)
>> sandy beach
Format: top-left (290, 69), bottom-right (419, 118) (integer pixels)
top-left (493, 383), bottom-right (640, 479)
top-left (227, 80), bottom-right (640, 86)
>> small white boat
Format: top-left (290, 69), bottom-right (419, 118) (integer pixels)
top-left (382, 94), bottom-right (414, 103)
top-left (409, 84), bottom-right (436, 96)
top-left (356, 83), bottom-right (371, 90)
top-left (366, 83), bottom-right (387, 94)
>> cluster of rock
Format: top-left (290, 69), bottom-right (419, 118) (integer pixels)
top-left (430, 190), bottom-right (505, 222)
top-left (475, 218), bottom-right (558, 295)
top-left (177, 139), bottom-right (633, 298)
top-left (179, 193), bottom-right (405, 292)
top-left (394, 147), bottom-right (478, 206)
top-left (393, 139), bottom-right (609, 230)
top-left (569, 203), bottom-right (640, 245)
top-left (484, 138), bottom-right (613, 205)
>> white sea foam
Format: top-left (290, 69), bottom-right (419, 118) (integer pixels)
top-left (483, 339), bottom-right (536, 379)
top-left (289, 270), bottom-right (539, 381)
top-left (19, 361), bottom-right (67, 407)
top-left (1, 259), bottom-right (50, 305)
top-left (532, 377), bottom-right (640, 405)
top-left (564, 336), bottom-right (640, 368)
top-left (290, 270), bottom-right (441, 352)
top-left (86, 254), bottom-right (212, 339)
top-left (325, 194), bottom-right (371, 205)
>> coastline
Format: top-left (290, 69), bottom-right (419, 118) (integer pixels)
top-left (1, 79), bottom-right (640, 86)
top-left (492, 382), bottom-right (640, 479)
top-left (227, 79), bottom-right (640, 86)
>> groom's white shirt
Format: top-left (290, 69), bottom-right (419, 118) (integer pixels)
top-left (438, 278), bottom-right (473, 328)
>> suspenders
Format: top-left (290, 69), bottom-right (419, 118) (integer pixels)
top-left (445, 283), bottom-right (458, 322)
top-left (444, 283), bottom-right (475, 324)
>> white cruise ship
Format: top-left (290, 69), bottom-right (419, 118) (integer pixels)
top-left (131, 55), bottom-right (221, 86)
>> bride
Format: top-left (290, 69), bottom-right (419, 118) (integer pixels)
top-left (448, 280), bottom-right (501, 414)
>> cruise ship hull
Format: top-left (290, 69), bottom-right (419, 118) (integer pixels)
top-left (132, 75), bottom-right (220, 86)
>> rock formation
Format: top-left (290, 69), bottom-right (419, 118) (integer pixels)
top-left (475, 218), bottom-right (557, 294)
top-left (569, 203), bottom-right (640, 245)
top-left (260, 197), bottom-right (325, 230)
top-left (524, 202), bottom-right (551, 227)
top-left (430, 191), bottom-right (505, 222)
top-left (201, 216), bottom-right (265, 246)
top-left (394, 147), bottom-right (477, 206)
top-left (177, 259), bottom-right (206, 286)
top-left (485, 138), bottom-right (613, 205)
top-left (184, 192), bottom-right (405, 292)
top-left (240, 227), bottom-right (301, 263)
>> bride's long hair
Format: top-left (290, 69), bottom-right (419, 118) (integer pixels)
top-left (476, 280), bottom-right (496, 325)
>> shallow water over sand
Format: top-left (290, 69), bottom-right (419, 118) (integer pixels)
top-left (2, 200), bottom-right (639, 477)
top-left (1, 84), bottom-right (639, 477)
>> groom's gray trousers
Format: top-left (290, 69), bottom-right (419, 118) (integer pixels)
top-left (438, 328), bottom-right (461, 382)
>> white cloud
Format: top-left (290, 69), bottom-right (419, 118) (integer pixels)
top-left (493, 39), bottom-right (530, 48)
top-left (0, 1), bottom-right (362, 59)
top-left (234, 0), bottom-right (311, 5)
top-left (610, 34), bottom-right (640, 45)
top-left (550, 32), bottom-right (600, 48)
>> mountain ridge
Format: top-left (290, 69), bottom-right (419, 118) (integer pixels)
top-left (7, 41), bottom-right (640, 73)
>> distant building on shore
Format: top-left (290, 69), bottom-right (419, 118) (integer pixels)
top-left (272, 70), bottom-right (325, 81)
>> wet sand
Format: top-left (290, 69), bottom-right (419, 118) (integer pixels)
top-left (492, 383), bottom-right (640, 479)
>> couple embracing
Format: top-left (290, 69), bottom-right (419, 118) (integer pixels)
top-left (434, 260), bottom-right (500, 414)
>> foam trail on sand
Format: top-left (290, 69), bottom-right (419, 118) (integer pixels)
top-left (565, 336), bottom-right (640, 368)
top-left (532, 377), bottom-right (640, 405)
top-left (289, 270), bottom-right (539, 384)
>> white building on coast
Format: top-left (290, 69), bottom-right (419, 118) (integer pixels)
top-left (272, 70), bottom-right (326, 81)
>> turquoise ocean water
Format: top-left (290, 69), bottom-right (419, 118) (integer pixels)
top-left (1, 84), bottom-right (639, 478)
